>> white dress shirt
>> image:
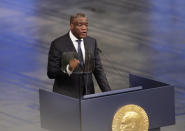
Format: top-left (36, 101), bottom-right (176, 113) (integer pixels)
top-left (66, 31), bottom-right (86, 75)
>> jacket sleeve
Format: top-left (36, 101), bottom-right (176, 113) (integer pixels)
top-left (93, 40), bottom-right (111, 92)
top-left (47, 41), bottom-right (67, 79)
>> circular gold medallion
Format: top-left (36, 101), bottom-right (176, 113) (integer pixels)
top-left (112, 104), bottom-right (149, 131)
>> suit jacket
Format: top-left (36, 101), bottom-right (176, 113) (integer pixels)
top-left (47, 33), bottom-right (111, 98)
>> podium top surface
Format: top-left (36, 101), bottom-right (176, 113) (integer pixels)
top-left (83, 86), bottom-right (143, 99)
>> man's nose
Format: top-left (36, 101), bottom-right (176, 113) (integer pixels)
top-left (81, 25), bottom-right (88, 30)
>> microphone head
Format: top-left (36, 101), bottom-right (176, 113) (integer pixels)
top-left (97, 48), bottom-right (102, 53)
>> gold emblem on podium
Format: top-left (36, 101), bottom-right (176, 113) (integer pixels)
top-left (112, 104), bottom-right (149, 131)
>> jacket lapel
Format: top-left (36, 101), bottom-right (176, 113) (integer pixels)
top-left (66, 33), bottom-right (77, 53)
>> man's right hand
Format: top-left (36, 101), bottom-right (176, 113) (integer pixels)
top-left (69, 58), bottom-right (80, 71)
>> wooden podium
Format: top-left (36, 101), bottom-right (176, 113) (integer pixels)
top-left (39, 74), bottom-right (175, 131)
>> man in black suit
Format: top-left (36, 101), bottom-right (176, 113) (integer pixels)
top-left (47, 13), bottom-right (111, 98)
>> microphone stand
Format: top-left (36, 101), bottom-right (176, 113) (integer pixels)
top-left (78, 61), bottom-right (85, 131)
top-left (84, 51), bottom-right (94, 96)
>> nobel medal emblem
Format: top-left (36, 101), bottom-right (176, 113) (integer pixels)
top-left (112, 104), bottom-right (149, 131)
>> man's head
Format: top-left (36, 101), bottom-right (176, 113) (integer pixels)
top-left (70, 13), bottom-right (88, 39)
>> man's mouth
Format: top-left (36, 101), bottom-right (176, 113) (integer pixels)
top-left (81, 32), bottom-right (86, 35)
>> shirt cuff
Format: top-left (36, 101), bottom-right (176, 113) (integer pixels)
top-left (66, 64), bottom-right (73, 76)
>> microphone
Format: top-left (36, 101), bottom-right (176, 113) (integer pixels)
top-left (97, 48), bottom-right (102, 53)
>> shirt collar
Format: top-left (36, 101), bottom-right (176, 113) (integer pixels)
top-left (69, 30), bottom-right (83, 43)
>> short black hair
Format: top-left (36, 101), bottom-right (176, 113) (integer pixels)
top-left (70, 13), bottom-right (87, 24)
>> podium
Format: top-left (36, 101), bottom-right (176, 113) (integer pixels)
top-left (39, 74), bottom-right (175, 131)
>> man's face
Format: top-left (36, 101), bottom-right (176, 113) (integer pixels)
top-left (70, 17), bottom-right (88, 39)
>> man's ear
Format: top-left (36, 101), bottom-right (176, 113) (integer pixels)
top-left (70, 24), bottom-right (74, 30)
